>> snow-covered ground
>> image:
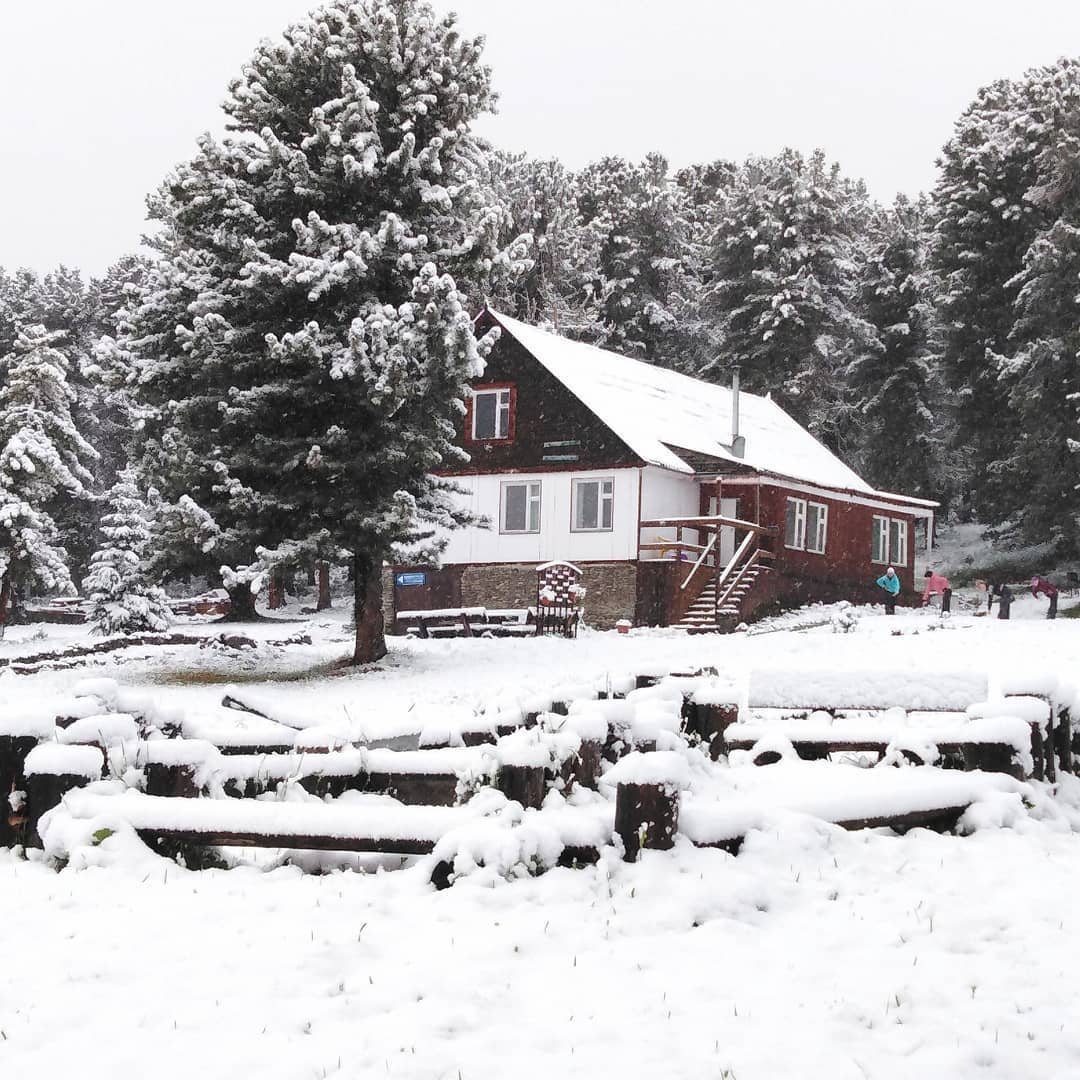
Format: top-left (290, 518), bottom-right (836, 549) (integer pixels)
top-left (3, 600), bottom-right (1080, 1079)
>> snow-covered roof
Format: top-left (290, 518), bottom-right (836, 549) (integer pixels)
top-left (486, 309), bottom-right (876, 494)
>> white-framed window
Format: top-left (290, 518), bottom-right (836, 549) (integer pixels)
top-left (785, 497), bottom-right (807, 550)
top-left (500, 480), bottom-right (541, 534)
top-left (872, 515), bottom-right (909, 565)
top-left (806, 502), bottom-right (828, 555)
top-left (889, 519), bottom-right (909, 567)
top-left (872, 516), bottom-right (889, 564)
top-left (572, 477), bottom-right (614, 531)
top-left (785, 497), bottom-right (828, 554)
top-left (472, 388), bottom-right (512, 440)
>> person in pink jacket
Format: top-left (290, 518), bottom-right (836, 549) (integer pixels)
top-left (922, 570), bottom-right (952, 614)
top-left (1030, 576), bottom-right (1059, 619)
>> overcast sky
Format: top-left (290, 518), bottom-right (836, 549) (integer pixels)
top-left (3, 0), bottom-right (1079, 276)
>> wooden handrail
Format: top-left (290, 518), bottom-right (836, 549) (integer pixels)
top-left (713, 531), bottom-right (756, 600)
top-left (680, 531), bottom-right (717, 591)
top-left (640, 541), bottom-right (710, 554)
top-left (716, 548), bottom-right (762, 613)
top-left (640, 515), bottom-right (777, 536)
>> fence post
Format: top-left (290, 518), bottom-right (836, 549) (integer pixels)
top-left (0, 735), bottom-right (37, 846)
top-left (498, 764), bottom-right (545, 810)
top-left (614, 781), bottom-right (679, 862)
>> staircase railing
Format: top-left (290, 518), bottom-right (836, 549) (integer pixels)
top-left (638, 514), bottom-right (777, 627)
top-left (712, 531), bottom-right (756, 604)
top-left (715, 547), bottom-right (763, 615)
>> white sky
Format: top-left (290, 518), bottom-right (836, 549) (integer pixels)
top-left (3, 0), bottom-right (1079, 276)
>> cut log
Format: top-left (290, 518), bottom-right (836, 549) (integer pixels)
top-left (25, 772), bottom-right (93, 848)
top-left (498, 764), bottom-right (545, 810)
top-left (1056, 709), bottom-right (1072, 774)
top-left (0, 735), bottom-right (37, 846)
top-left (695, 703), bottom-right (739, 760)
top-left (144, 763), bottom-right (200, 799)
top-left (614, 781), bottom-right (679, 862)
top-left (1030, 722), bottom-right (1045, 782)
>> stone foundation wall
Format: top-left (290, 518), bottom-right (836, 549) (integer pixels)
top-left (460, 561), bottom-right (638, 630)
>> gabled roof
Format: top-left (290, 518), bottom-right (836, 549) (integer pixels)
top-left (485, 309), bottom-right (877, 495)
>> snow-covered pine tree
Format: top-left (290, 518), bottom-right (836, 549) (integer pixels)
top-left (124, 0), bottom-right (501, 661)
top-left (84, 468), bottom-right (172, 635)
top-left (993, 67), bottom-right (1080, 550)
top-left (694, 149), bottom-right (874, 454)
top-left (848, 197), bottom-right (941, 499)
top-left (573, 153), bottom-right (689, 366)
top-left (929, 62), bottom-right (1080, 521)
top-left (481, 152), bottom-right (595, 331)
top-left (0, 324), bottom-right (97, 624)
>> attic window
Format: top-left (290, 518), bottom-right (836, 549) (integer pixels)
top-left (471, 386), bottom-right (513, 440)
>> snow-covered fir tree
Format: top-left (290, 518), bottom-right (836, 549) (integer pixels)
top-left (848, 197), bottom-right (942, 500)
top-left (930, 61), bottom-right (1080, 521)
top-left (0, 324), bottom-right (97, 623)
top-left (991, 65), bottom-right (1080, 550)
top-left (694, 149), bottom-right (874, 454)
top-left (123, 0), bottom-right (502, 661)
top-left (573, 153), bottom-right (690, 366)
top-left (84, 468), bottom-right (172, 635)
top-left (481, 152), bottom-right (595, 331)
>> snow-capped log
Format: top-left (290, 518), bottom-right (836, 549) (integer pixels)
top-left (22, 743), bottom-right (106, 848)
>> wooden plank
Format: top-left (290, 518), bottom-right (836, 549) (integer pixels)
top-left (136, 828), bottom-right (436, 855)
top-left (689, 803), bottom-right (971, 851)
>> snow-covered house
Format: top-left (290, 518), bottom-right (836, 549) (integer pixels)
top-left (388, 309), bottom-right (937, 631)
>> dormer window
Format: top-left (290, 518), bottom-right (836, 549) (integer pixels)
top-left (470, 385), bottom-right (515, 441)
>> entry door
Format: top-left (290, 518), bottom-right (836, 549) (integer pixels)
top-left (709, 497), bottom-right (738, 565)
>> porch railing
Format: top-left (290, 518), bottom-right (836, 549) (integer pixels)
top-left (638, 515), bottom-right (777, 595)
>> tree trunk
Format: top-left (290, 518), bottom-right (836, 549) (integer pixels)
top-left (0, 574), bottom-right (10, 636)
top-left (222, 584), bottom-right (259, 622)
top-left (316, 562), bottom-right (332, 611)
top-left (267, 570), bottom-right (284, 610)
top-left (352, 553), bottom-right (387, 664)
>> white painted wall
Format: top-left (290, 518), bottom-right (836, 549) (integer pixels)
top-left (441, 468), bottom-right (642, 564)
top-left (638, 467), bottom-right (704, 561)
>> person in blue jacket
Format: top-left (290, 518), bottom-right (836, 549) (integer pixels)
top-left (876, 566), bottom-right (900, 614)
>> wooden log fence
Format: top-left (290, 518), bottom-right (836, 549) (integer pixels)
top-left (4, 664), bottom-right (1076, 883)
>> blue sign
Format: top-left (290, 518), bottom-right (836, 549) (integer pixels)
top-left (395, 572), bottom-right (427, 587)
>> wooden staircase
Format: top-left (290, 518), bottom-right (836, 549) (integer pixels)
top-left (638, 512), bottom-right (778, 635)
top-left (676, 564), bottom-right (769, 631)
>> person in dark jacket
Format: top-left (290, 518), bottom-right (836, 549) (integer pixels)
top-left (990, 583), bottom-right (1013, 620)
top-left (876, 566), bottom-right (900, 615)
top-left (1030, 576), bottom-right (1059, 619)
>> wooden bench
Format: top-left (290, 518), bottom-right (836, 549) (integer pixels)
top-left (395, 608), bottom-right (533, 639)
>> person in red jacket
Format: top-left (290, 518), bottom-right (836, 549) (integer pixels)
top-left (1030, 576), bottom-right (1059, 620)
top-left (922, 571), bottom-right (952, 614)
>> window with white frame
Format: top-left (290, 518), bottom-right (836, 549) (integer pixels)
top-left (889, 518), bottom-right (908, 567)
top-left (472, 387), bottom-right (512, 440)
top-left (872, 516), bottom-right (889, 564)
top-left (872, 515), bottom-right (909, 565)
top-left (785, 497), bottom-right (806, 550)
top-left (500, 481), bottom-right (541, 533)
top-left (785, 497), bottom-right (828, 554)
top-left (806, 502), bottom-right (828, 554)
top-left (572, 477), bottom-right (614, 531)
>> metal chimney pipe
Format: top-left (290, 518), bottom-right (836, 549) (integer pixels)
top-left (731, 365), bottom-right (745, 457)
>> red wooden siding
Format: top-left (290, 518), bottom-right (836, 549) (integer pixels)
top-left (444, 312), bottom-right (643, 476)
top-left (757, 484), bottom-right (918, 595)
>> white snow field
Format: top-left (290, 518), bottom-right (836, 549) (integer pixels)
top-left (3, 598), bottom-right (1080, 1080)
